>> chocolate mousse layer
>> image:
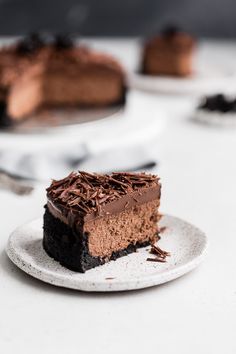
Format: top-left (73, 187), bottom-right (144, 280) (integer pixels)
top-left (43, 171), bottom-right (161, 272)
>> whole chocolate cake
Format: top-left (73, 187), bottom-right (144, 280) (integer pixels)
top-left (43, 171), bottom-right (161, 272)
top-left (8, 46), bottom-right (126, 120)
top-left (142, 27), bottom-right (195, 77)
top-left (0, 33), bottom-right (126, 123)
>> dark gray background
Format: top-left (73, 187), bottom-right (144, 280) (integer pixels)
top-left (0, 0), bottom-right (235, 38)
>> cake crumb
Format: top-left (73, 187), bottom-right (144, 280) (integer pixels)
top-left (146, 257), bottom-right (166, 263)
top-left (146, 243), bottom-right (171, 263)
top-left (160, 226), bottom-right (167, 233)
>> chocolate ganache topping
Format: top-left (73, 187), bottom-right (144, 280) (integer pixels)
top-left (46, 171), bottom-right (161, 227)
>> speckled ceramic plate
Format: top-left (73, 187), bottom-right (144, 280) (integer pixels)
top-left (6, 215), bottom-right (207, 292)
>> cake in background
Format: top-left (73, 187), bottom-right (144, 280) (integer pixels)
top-left (142, 26), bottom-right (195, 77)
top-left (0, 33), bottom-right (126, 123)
top-left (43, 171), bottom-right (161, 272)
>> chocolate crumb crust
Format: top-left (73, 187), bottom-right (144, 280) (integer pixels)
top-left (47, 171), bottom-right (161, 226)
top-left (0, 101), bottom-right (12, 128)
top-left (43, 205), bottom-right (152, 272)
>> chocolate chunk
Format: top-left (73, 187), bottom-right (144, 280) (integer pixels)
top-left (199, 94), bottom-right (236, 113)
top-left (54, 34), bottom-right (74, 50)
top-left (162, 25), bottom-right (181, 37)
top-left (16, 33), bottom-right (45, 54)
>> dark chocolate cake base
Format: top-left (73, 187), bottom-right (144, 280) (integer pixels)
top-left (0, 101), bottom-right (12, 128)
top-left (43, 206), bottom-right (150, 273)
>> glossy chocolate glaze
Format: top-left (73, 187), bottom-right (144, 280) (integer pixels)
top-left (46, 171), bottom-right (161, 229)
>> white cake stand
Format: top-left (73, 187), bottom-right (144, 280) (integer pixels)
top-left (0, 90), bottom-right (165, 154)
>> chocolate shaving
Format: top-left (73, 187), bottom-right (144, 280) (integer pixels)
top-left (124, 201), bottom-right (129, 209)
top-left (132, 196), bottom-right (138, 202)
top-left (159, 226), bottom-right (167, 233)
top-left (47, 171), bottom-right (159, 216)
top-left (150, 244), bottom-right (171, 257)
top-left (146, 242), bottom-right (171, 263)
top-left (146, 257), bottom-right (166, 263)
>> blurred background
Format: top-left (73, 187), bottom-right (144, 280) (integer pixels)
top-left (0, 0), bottom-right (235, 37)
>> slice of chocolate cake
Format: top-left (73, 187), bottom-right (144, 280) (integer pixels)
top-left (43, 171), bottom-right (161, 272)
top-left (7, 45), bottom-right (126, 121)
top-left (142, 27), bottom-right (195, 77)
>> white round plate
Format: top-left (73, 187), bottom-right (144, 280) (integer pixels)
top-left (128, 71), bottom-right (236, 96)
top-left (6, 214), bottom-right (207, 292)
top-left (4, 105), bottom-right (123, 133)
top-left (0, 91), bottom-right (165, 153)
top-left (192, 109), bottom-right (236, 127)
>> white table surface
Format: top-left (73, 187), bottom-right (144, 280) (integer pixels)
top-left (0, 39), bottom-right (236, 354)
